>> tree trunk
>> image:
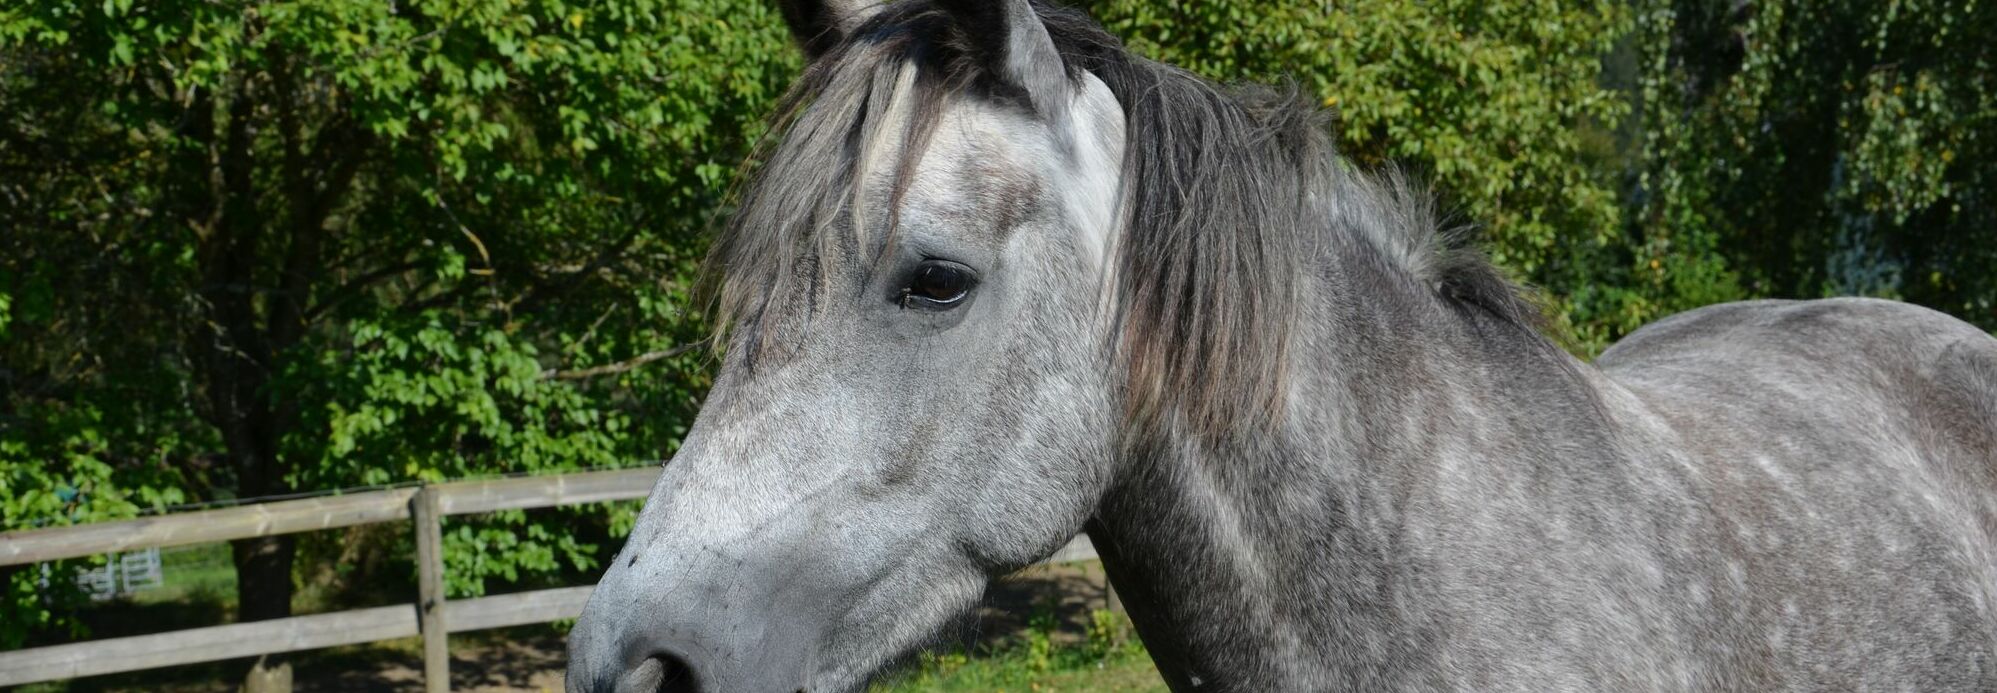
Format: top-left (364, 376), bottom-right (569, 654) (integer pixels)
top-left (188, 42), bottom-right (359, 693)
top-left (230, 535), bottom-right (297, 623)
top-left (232, 535), bottom-right (297, 692)
top-left (194, 72), bottom-right (301, 693)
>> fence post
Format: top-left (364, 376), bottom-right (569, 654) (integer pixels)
top-left (413, 486), bottom-right (450, 693)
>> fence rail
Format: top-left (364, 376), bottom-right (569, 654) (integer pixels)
top-left (0, 488), bottom-right (420, 566)
top-left (0, 467), bottom-right (1099, 690)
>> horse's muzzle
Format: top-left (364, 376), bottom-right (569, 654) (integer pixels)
top-left (565, 543), bottom-right (835, 693)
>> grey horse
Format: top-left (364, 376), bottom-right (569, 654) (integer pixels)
top-left (565, 0), bottom-right (1997, 690)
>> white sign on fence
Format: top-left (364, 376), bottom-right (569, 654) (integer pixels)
top-left (38, 547), bottom-right (164, 601)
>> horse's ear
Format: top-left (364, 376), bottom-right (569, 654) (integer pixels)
top-left (935, 0), bottom-right (1070, 123)
top-left (776, 0), bottom-right (881, 59)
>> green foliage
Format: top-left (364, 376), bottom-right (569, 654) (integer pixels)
top-left (2, 0), bottom-right (795, 644)
top-left (441, 510), bottom-right (597, 597)
top-left (288, 316), bottom-right (624, 488)
top-left (1631, 0), bottom-right (1997, 331)
top-left (0, 372), bottom-right (199, 645)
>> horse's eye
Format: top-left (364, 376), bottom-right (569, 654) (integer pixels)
top-left (901, 262), bottom-right (975, 309)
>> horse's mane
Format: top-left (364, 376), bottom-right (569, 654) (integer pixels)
top-left (709, 0), bottom-right (1550, 438)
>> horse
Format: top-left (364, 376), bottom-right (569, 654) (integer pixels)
top-left (564, 0), bottom-right (1997, 690)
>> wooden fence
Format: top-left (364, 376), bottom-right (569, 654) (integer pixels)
top-left (0, 468), bottom-right (1100, 691)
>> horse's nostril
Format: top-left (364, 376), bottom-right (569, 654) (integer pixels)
top-left (613, 652), bottom-right (700, 693)
top-left (653, 653), bottom-right (700, 693)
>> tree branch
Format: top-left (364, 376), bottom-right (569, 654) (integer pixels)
top-left (540, 341), bottom-right (706, 381)
top-left (508, 213), bottom-right (647, 316)
top-left (304, 260), bottom-right (423, 322)
top-left (395, 278), bottom-right (476, 316)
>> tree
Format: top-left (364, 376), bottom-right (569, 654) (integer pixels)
top-left (1630, 0), bottom-right (1997, 331)
top-left (0, 2), bottom-right (796, 684)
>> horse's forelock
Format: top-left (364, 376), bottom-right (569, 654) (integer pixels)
top-left (705, 9), bottom-right (948, 365)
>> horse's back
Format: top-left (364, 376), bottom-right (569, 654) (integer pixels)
top-left (1597, 297), bottom-right (1997, 689)
top-left (1602, 296), bottom-right (1991, 377)
top-left (1601, 297), bottom-right (1997, 495)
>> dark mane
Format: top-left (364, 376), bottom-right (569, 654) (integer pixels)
top-left (708, 0), bottom-right (1551, 437)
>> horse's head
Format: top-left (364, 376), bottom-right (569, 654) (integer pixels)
top-left (566, 1), bottom-right (1137, 690)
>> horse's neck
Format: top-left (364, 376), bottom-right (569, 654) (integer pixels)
top-left (1089, 249), bottom-right (1604, 690)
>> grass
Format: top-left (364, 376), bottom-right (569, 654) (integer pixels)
top-left (131, 543), bottom-right (238, 608)
top-left (873, 645), bottom-right (1166, 693)
top-left (872, 604), bottom-right (1166, 693)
